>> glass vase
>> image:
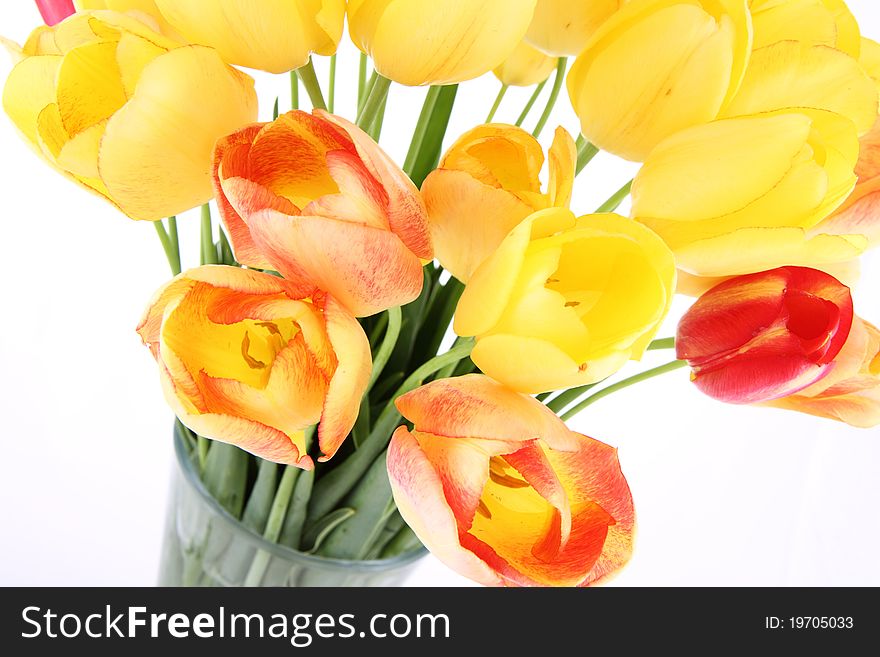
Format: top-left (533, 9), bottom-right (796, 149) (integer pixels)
top-left (158, 429), bottom-right (426, 587)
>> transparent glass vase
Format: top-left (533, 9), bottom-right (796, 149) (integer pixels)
top-left (158, 430), bottom-right (426, 587)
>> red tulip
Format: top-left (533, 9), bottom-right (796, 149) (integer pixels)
top-left (676, 266), bottom-right (854, 404)
top-left (34, 0), bottom-right (75, 26)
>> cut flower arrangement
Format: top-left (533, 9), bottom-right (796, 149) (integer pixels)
top-left (3, 0), bottom-right (879, 587)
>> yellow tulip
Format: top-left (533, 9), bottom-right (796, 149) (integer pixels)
top-left (152, 0), bottom-right (345, 74)
top-left (721, 41), bottom-right (877, 137)
top-left (567, 0), bottom-right (753, 161)
top-left (454, 208), bottom-right (675, 394)
top-left (493, 41), bottom-right (559, 87)
top-left (347, 0), bottom-right (538, 86)
top-left (749, 0), bottom-right (860, 57)
top-left (632, 109), bottom-right (866, 295)
top-left (73, 0), bottom-right (180, 39)
top-left (526, 0), bottom-right (625, 57)
top-left (422, 125), bottom-right (576, 282)
top-left (2, 11), bottom-right (257, 221)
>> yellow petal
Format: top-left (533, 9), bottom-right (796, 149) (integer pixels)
top-left (525, 0), bottom-right (623, 57)
top-left (2, 54), bottom-right (62, 144)
top-left (749, 0), bottom-right (860, 57)
top-left (348, 0), bottom-right (537, 86)
top-left (98, 45), bottom-right (257, 220)
top-left (493, 40), bottom-right (558, 87)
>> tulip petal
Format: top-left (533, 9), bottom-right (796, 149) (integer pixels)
top-left (98, 45), bottom-right (257, 220)
top-left (493, 40), bottom-right (558, 86)
top-left (547, 127), bottom-right (577, 208)
top-left (387, 427), bottom-right (504, 586)
top-left (2, 54), bottom-right (62, 144)
top-left (316, 293), bottom-right (371, 462)
top-left (525, 0), bottom-right (623, 57)
top-left (395, 374), bottom-right (580, 452)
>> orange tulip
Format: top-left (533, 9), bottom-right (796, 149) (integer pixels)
top-left (387, 375), bottom-right (635, 587)
top-left (213, 110), bottom-right (432, 318)
top-left (137, 266), bottom-right (371, 468)
top-left (421, 125), bottom-right (576, 282)
top-left (767, 317), bottom-right (880, 428)
top-left (676, 267), bottom-right (854, 405)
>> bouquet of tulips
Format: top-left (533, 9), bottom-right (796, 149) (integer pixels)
top-left (3, 0), bottom-right (879, 587)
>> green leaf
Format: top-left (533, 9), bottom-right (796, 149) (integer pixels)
top-left (301, 508), bottom-right (356, 554)
top-left (278, 468), bottom-right (313, 550)
top-left (240, 458), bottom-right (279, 534)
top-left (408, 84), bottom-right (458, 188)
top-left (201, 442), bottom-right (249, 519)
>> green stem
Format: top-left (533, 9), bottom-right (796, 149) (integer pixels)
top-left (298, 57), bottom-right (327, 111)
top-left (560, 361), bottom-right (687, 420)
top-left (308, 338), bottom-right (475, 522)
top-left (153, 221), bottom-right (179, 276)
top-left (368, 306), bottom-right (402, 392)
top-left (648, 337), bottom-right (676, 351)
top-left (576, 136), bottom-right (599, 175)
top-left (486, 84), bottom-right (508, 123)
top-left (403, 86), bottom-right (441, 175)
top-left (357, 70), bottom-right (378, 119)
top-left (532, 58), bottom-right (567, 138)
top-left (327, 54), bottom-right (337, 113)
top-left (596, 179), bottom-right (633, 213)
top-left (290, 70), bottom-right (299, 111)
top-left (197, 438), bottom-right (209, 475)
top-left (515, 80), bottom-right (547, 127)
top-left (167, 216), bottom-right (181, 275)
top-left (200, 204), bottom-right (217, 265)
top-left (367, 87), bottom-right (389, 141)
top-left (357, 52), bottom-right (368, 108)
top-left (357, 75), bottom-right (391, 132)
top-left (545, 383), bottom-right (599, 414)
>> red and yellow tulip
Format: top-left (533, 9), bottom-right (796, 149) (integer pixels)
top-left (454, 208), bottom-right (675, 394)
top-left (422, 125), bottom-right (576, 283)
top-left (137, 266), bottom-right (371, 468)
top-left (767, 316), bottom-right (880, 427)
top-left (347, 0), bottom-right (537, 86)
top-left (567, 0), bottom-right (753, 161)
top-left (387, 375), bottom-right (635, 587)
top-left (213, 110), bottom-right (432, 318)
top-left (2, 10), bottom-right (258, 221)
top-left (676, 266), bottom-right (854, 405)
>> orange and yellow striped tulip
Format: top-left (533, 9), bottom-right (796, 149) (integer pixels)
top-left (387, 375), bottom-right (635, 587)
top-left (567, 0), bottom-right (753, 161)
top-left (454, 208), bottom-right (675, 394)
top-left (2, 10), bottom-right (257, 221)
top-left (347, 0), bottom-right (537, 86)
top-left (676, 267), bottom-right (854, 405)
top-left (137, 266), bottom-right (371, 469)
top-left (213, 110), bottom-right (432, 318)
top-left (748, 0), bottom-right (860, 57)
top-left (422, 125), bottom-right (576, 282)
top-left (525, 0), bottom-right (625, 57)
top-left (768, 316), bottom-right (880, 428)
top-left (151, 0), bottom-right (345, 74)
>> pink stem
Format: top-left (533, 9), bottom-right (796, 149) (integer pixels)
top-left (34, 0), bottom-right (76, 26)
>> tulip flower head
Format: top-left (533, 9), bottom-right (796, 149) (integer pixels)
top-left (676, 266), bottom-right (854, 405)
top-left (347, 0), bottom-right (538, 86)
top-left (632, 109), bottom-right (866, 294)
top-left (150, 0), bottom-right (345, 74)
top-left (567, 0), bottom-right (753, 161)
top-left (422, 125), bottom-right (576, 283)
top-left (387, 375), bottom-right (635, 587)
top-left (493, 40), bottom-right (559, 87)
top-left (2, 10), bottom-right (258, 221)
top-left (767, 317), bottom-right (880, 428)
top-left (137, 266), bottom-right (371, 468)
top-left (525, 0), bottom-right (625, 57)
top-left (213, 110), bottom-right (432, 318)
top-left (455, 208), bottom-right (675, 394)
top-left (748, 0), bottom-right (860, 56)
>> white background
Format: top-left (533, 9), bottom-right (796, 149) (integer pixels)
top-left (1, 2), bottom-right (878, 587)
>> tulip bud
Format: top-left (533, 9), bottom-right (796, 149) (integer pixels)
top-left (454, 208), bottom-right (675, 394)
top-left (151, 0), bottom-right (345, 74)
top-left (137, 266), bottom-right (371, 468)
top-left (525, 0), bottom-right (624, 57)
top-left (767, 317), bottom-right (880, 428)
top-left (422, 125), bottom-right (576, 282)
top-left (632, 109), bottom-right (865, 294)
top-left (567, 0), bottom-right (753, 161)
top-left (35, 0), bottom-right (75, 26)
top-left (2, 11), bottom-right (257, 221)
top-left (347, 0), bottom-right (538, 86)
top-left (387, 375), bottom-right (635, 587)
top-left (213, 110), bottom-right (432, 318)
top-left (749, 0), bottom-right (860, 57)
top-left (676, 266), bottom-right (854, 405)
top-left (493, 41), bottom-right (559, 87)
